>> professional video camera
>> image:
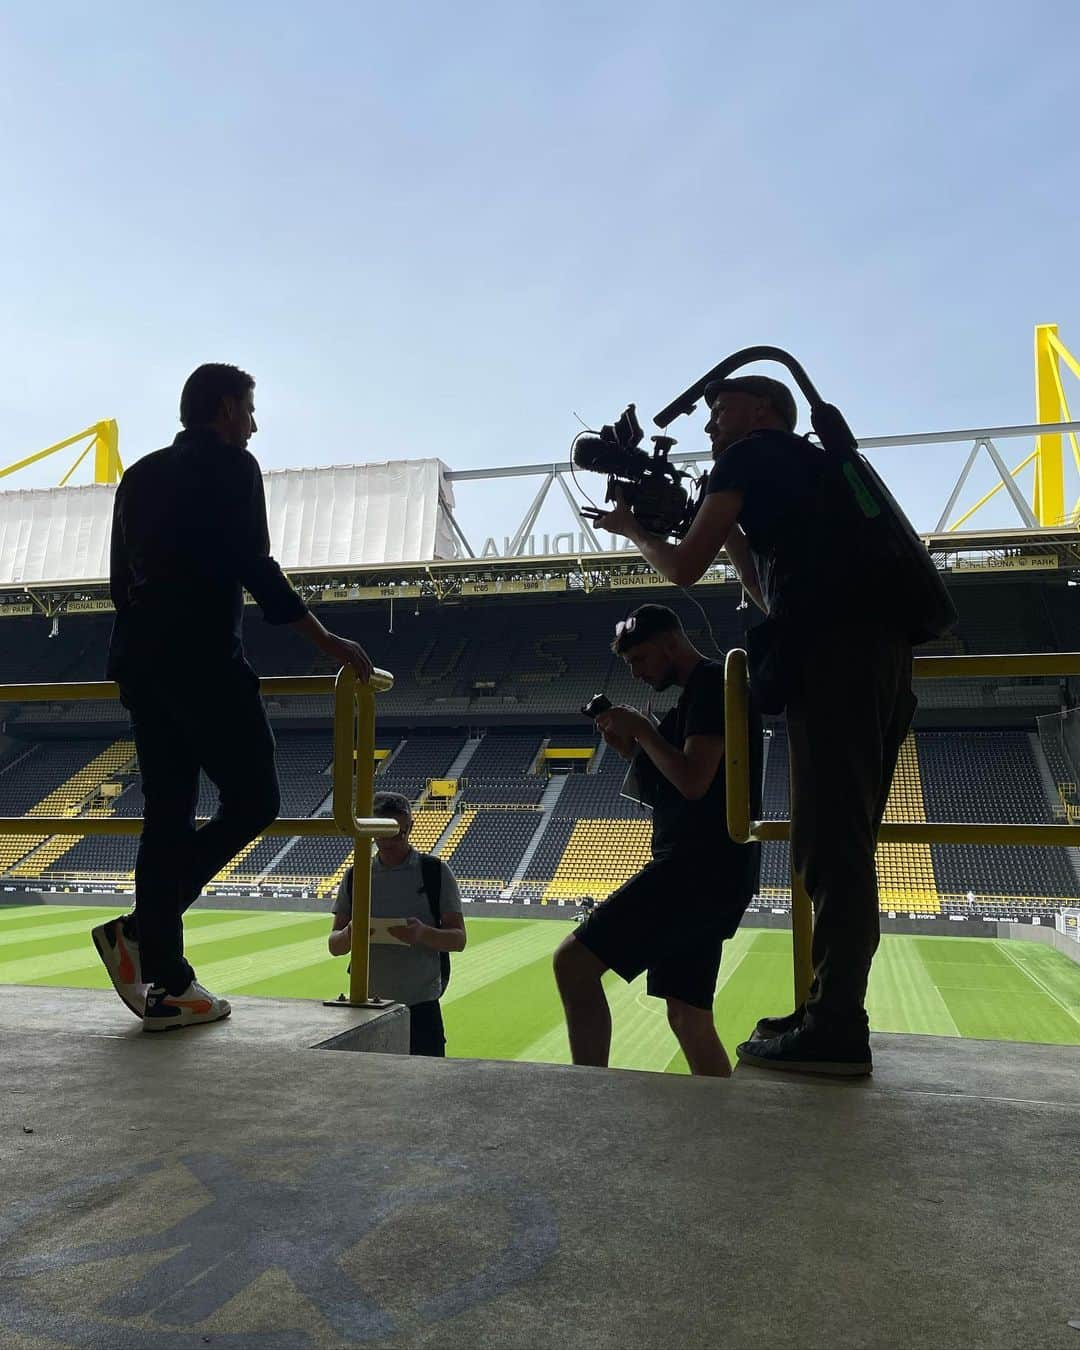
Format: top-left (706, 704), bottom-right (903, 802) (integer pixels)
top-left (573, 404), bottom-right (705, 539)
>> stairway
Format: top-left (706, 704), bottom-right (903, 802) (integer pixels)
top-left (3, 741), bottom-right (136, 876)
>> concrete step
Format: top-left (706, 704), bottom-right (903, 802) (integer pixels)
top-left (2, 987), bottom-right (1078, 1349)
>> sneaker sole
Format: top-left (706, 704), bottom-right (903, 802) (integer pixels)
top-left (737, 1050), bottom-right (872, 1078)
top-left (91, 926), bottom-right (146, 1019)
top-left (142, 1006), bottom-right (232, 1033)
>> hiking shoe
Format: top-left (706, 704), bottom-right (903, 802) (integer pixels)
top-left (753, 1005), bottom-right (805, 1040)
top-left (91, 916), bottom-right (147, 1018)
top-left (143, 982), bottom-right (231, 1033)
top-left (736, 1027), bottom-right (872, 1078)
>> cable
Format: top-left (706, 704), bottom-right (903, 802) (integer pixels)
top-left (678, 586), bottom-right (725, 658)
top-left (567, 427), bottom-right (605, 517)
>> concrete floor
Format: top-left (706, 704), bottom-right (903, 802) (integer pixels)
top-left (1, 987), bottom-right (1078, 1349)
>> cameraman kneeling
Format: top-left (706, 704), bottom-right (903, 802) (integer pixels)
top-left (553, 605), bottom-right (760, 1077)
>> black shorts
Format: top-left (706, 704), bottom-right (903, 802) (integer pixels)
top-left (573, 854), bottom-right (752, 1011)
top-left (409, 1000), bottom-right (446, 1057)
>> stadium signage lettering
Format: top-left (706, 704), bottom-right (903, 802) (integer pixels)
top-left (67, 599), bottom-right (114, 613)
top-left (461, 579), bottom-right (567, 596)
top-left (0, 602), bottom-right (34, 616)
top-left (954, 554), bottom-right (1058, 573)
top-left (479, 533), bottom-right (635, 557)
top-left (609, 568), bottom-right (732, 590)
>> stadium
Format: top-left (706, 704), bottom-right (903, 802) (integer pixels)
top-left (3, 338), bottom-right (1080, 1347)
top-left (1, 338), bottom-right (1079, 1060)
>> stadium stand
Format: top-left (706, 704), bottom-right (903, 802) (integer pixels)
top-left (0, 577), bottom-right (1077, 917)
top-left (445, 808), bottom-right (544, 890)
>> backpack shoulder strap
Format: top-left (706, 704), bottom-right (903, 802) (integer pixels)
top-left (419, 853), bottom-right (443, 926)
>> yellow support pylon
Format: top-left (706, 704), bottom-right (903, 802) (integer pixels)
top-left (1, 419), bottom-right (122, 487)
top-left (1033, 323), bottom-right (1080, 526)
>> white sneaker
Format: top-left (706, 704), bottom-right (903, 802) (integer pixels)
top-left (91, 916), bottom-right (147, 1018)
top-left (142, 981), bottom-right (231, 1033)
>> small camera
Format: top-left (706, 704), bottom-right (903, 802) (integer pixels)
top-left (581, 693), bottom-right (613, 720)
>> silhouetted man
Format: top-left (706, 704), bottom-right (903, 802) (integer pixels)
top-left (93, 363), bottom-right (373, 1031)
top-left (591, 376), bottom-right (916, 1076)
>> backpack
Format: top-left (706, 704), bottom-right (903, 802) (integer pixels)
top-left (810, 403), bottom-right (957, 644)
top-left (419, 853), bottom-right (452, 996)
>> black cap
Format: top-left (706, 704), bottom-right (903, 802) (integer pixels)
top-left (703, 375), bottom-right (797, 432)
top-left (612, 604), bottom-right (684, 652)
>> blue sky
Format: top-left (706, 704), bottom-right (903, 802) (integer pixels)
top-left (1, 0), bottom-right (1077, 549)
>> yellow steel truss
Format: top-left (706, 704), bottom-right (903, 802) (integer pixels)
top-left (1, 420), bottom-right (122, 487)
top-left (1035, 323), bottom-right (1080, 527)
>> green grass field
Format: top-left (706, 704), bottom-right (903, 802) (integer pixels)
top-left (2, 904), bottom-right (1079, 1072)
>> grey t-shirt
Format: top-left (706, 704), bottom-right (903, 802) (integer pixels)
top-left (333, 849), bottom-right (462, 1007)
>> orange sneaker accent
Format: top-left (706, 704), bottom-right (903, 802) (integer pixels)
top-left (169, 998), bottom-right (213, 1015)
top-left (116, 930), bottom-right (136, 984)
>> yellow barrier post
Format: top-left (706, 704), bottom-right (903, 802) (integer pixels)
top-left (325, 664), bottom-right (398, 1009)
top-left (789, 866), bottom-right (814, 1009)
top-left (725, 647), bottom-right (813, 1010)
top-left (723, 648), bottom-right (751, 845)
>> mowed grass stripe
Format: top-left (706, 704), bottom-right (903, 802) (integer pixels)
top-left (869, 934), bottom-right (961, 1037)
top-left (993, 940), bottom-right (1080, 1032)
top-left (0, 907), bottom-right (268, 958)
top-left (995, 939), bottom-right (1080, 1020)
top-left (440, 920), bottom-right (573, 1004)
top-left (0, 911), bottom-right (319, 985)
top-left (444, 952), bottom-right (574, 1062)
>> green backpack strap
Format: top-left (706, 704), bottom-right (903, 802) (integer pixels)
top-left (419, 853), bottom-right (451, 996)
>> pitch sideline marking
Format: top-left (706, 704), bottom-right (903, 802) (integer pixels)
top-left (994, 940), bottom-right (1080, 1028)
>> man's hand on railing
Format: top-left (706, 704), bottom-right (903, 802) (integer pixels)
top-left (321, 633), bottom-right (374, 683)
top-left (291, 612), bottom-right (373, 682)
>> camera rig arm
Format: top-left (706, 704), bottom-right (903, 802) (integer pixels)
top-left (653, 344), bottom-right (857, 459)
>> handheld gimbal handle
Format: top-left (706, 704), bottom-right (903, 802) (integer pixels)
top-left (653, 345), bottom-right (856, 456)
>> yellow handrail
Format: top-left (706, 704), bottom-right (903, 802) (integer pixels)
top-left (724, 650), bottom-right (1080, 1007)
top-left (0, 669), bottom-right (398, 1006)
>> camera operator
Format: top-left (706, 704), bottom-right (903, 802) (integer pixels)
top-left (552, 605), bottom-right (761, 1078)
top-left (590, 375), bottom-right (915, 1078)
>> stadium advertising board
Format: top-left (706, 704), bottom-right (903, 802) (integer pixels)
top-left (316, 585), bottom-right (423, 602)
top-left (0, 602), bottom-right (34, 616)
top-left (67, 599), bottom-right (114, 613)
top-left (954, 554), bottom-right (1058, 573)
top-left (461, 579), bottom-right (567, 596)
top-left (609, 567), bottom-right (730, 589)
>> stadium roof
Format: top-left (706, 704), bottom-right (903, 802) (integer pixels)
top-left (0, 459), bottom-right (459, 587)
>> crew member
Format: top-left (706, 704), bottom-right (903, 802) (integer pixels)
top-left (553, 605), bottom-right (761, 1077)
top-left (589, 376), bottom-right (915, 1076)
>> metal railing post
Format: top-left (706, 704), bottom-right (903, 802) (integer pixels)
top-left (348, 676), bottom-right (378, 1004)
top-left (726, 647), bottom-right (813, 1010)
top-left (789, 850), bottom-right (814, 1010)
top-left (723, 649), bottom-right (751, 845)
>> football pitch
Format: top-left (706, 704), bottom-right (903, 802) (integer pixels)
top-left (2, 904), bottom-right (1079, 1072)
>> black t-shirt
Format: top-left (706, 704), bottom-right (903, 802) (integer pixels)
top-left (707, 428), bottom-right (836, 622)
top-left (637, 660), bottom-right (762, 883)
top-left (106, 428), bottom-right (308, 681)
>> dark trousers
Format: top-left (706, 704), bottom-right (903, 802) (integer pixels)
top-left (786, 626), bottom-right (916, 1035)
top-left (409, 1000), bottom-right (446, 1057)
top-left (121, 664), bottom-right (280, 992)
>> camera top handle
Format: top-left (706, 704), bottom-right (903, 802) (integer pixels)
top-left (653, 344), bottom-right (856, 460)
